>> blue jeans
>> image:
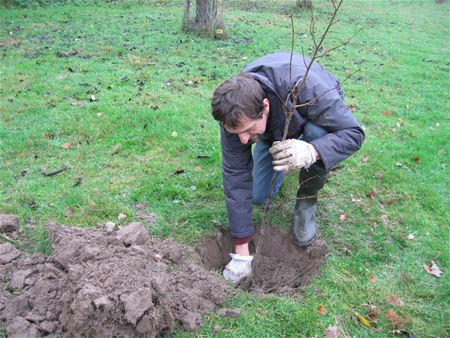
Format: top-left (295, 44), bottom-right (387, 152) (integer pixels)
top-left (252, 122), bottom-right (328, 204)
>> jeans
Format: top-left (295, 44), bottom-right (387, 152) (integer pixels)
top-left (252, 122), bottom-right (328, 204)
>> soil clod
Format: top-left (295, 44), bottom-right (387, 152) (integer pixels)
top-left (0, 214), bottom-right (19, 233)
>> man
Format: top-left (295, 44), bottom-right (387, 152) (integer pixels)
top-left (211, 52), bottom-right (365, 284)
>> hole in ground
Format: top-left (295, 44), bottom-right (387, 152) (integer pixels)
top-left (199, 226), bottom-right (328, 295)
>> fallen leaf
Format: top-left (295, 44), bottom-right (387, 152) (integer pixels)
top-left (44, 132), bottom-right (55, 140)
top-left (368, 307), bottom-right (378, 321)
top-left (383, 111), bottom-right (393, 116)
top-left (361, 154), bottom-right (369, 163)
top-left (317, 304), bottom-right (328, 315)
top-left (324, 326), bottom-right (339, 338)
top-left (369, 275), bottom-right (377, 283)
top-left (387, 295), bottom-right (404, 306)
top-left (355, 312), bottom-right (372, 328)
top-left (62, 143), bottom-right (72, 149)
top-left (387, 309), bottom-right (399, 330)
top-left (407, 234), bottom-right (415, 240)
top-left (339, 214), bottom-right (348, 222)
top-left (117, 213), bottom-right (126, 221)
top-left (375, 171), bottom-right (383, 180)
top-left (110, 144), bottom-right (122, 155)
top-left (347, 103), bottom-right (356, 111)
top-left (368, 191), bottom-right (377, 199)
top-left (410, 156), bottom-right (420, 164)
top-left (171, 130), bottom-right (178, 137)
top-left (423, 261), bottom-right (443, 277)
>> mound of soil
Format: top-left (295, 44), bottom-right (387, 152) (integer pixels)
top-left (0, 223), bottom-right (233, 338)
top-left (200, 226), bottom-right (328, 295)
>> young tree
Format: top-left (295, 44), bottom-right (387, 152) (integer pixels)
top-left (182, 0), bottom-right (226, 39)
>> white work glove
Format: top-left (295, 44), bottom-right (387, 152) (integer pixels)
top-left (223, 253), bottom-right (254, 285)
top-left (269, 139), bottom-right (317, 172)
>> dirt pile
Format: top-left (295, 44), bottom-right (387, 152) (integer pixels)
top-left (200, 226), bottom-right (328, 295)
top-left (0, 223), bottom-right (233, 338)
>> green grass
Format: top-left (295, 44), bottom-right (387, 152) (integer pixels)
top-left (1, 0), bottom-right (448, 336)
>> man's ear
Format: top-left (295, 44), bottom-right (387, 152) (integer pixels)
top-left (262, 98), bottom-right (270, 109)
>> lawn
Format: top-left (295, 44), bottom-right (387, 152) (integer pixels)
top-left (0, 0), bottom-right (448, 336)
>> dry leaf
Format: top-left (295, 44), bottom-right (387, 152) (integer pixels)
top-left (387, 309), bottom-right (399, 330)
top-left (339, 214), bottom-right (348, 222)
top-left (387, 295), bottom-right (404, 306)
top-left (368, 307), bottom-right (378, 321)
top-left (383, 111), bottom-right (393, 116)
top-left (117, 213), bottom-right (127, 221)
top-left (368, 191), bottom-right (377, 199)
top-left (369, 275), bottom-right (377, 283)
top-left (355, 312), bottom-right (372, 328)
top-left (423, 261), bottom-right (443, 277)
top-left (375, 171), bottom-right (383, 180)
top-left (324, 326), bottom-right (339, 338)
top-left (407, 234), bottom-right (415, 240)
top-left (171, 131), bottom-right (178, 137)
top-left (317, 304), bottom-right (328, 315)
top-left (361, 154), bottom-right (369, 163)
top-left (410, 156), bottom-right (420, 164)
top-left (62, 143), bottom-right (72, 149)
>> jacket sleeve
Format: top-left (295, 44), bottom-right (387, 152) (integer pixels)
top-left (220, 127), bottom-right (254, 239)
top-left (298, 77), bottom-right (365, 171)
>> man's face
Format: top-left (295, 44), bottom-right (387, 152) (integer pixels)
top-left (223, 99), bottom-right (270, 145)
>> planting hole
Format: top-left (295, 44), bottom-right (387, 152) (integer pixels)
top-left (199, 226), bottom-right (328, 295)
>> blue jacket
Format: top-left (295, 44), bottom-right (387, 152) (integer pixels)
top-left (220, 52), bottom-right (365, 240)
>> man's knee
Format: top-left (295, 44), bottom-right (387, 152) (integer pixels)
top-left (302, 122), bottom-right (328, 143)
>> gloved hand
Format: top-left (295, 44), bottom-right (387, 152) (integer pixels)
top-left (269, 139), bottom-right (317, 172)
top-left (223, 253), bottom-right (254, 284)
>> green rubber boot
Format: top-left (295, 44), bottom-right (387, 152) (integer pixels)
top-left (292, 163), bottom-right (328, 247)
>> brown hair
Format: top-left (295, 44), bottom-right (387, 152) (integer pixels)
top-left (211, 73), bottom-right (266, 128)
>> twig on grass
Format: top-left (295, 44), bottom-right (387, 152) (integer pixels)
top-left (41, 166), bottom-right (68, 177)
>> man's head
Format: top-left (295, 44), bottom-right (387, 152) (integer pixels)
top-left (211, 73), bottom-right (270, 144)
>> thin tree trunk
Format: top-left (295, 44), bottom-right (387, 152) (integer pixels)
top-left (296, 0), bottom-right (313, 9)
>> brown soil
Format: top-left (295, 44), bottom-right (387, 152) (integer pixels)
top-left (0, 223), bottom-right (233, 338)
top-left (200, 226), bottom-right (328, 295)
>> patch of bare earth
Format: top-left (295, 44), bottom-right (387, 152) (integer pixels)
top-left (0, 222), bottom-right (233, 338)
top-left (200, 226), bottom-right (328, 295)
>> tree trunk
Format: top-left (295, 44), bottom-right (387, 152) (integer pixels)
top-left (182, 0), bottom-right (226, 39)
top-left (296, 0), bottom-right (313, 9)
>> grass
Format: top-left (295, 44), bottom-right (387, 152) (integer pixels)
top-left (0, 0), bottom-right (448, 336)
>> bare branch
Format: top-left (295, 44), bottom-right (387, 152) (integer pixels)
top-left (290, 14), bottom-right (295, 87)
top-left (330, 0), bottom-right (337, 10)
top-left (316, 26), bottom-right (363, 59)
